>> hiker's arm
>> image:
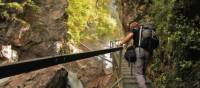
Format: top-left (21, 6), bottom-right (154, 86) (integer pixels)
top-left (119, 32), bottom-right (133, 46)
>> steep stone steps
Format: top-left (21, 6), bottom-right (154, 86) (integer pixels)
top-left (120, 59), bottom-right (152, 88)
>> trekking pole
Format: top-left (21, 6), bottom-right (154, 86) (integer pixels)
top-left (138, 26), bottom-right (143, 55)
top-left (139, 26), bottom-right (142, 47)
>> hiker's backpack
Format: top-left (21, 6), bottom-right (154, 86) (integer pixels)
top-left (133, 24), bottom-right (159, 51)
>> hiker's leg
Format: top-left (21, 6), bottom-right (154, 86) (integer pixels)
top-left (143, 49), bottom-right (150, 78)
top-left (136, 75), bottom-right (147, 88)
top-left (135, 48), bottom-right (147, 88)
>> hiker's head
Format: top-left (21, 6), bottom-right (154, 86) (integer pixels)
top-left (128, 21), bottom-right (139, 30)
top-left (143, 23), bottom-right (156, 31)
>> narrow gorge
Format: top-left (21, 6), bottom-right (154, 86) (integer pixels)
top-left (0, 0), bottom-right (199, 88)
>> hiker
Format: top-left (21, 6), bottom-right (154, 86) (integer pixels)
top-left (119, 21), bottom-right (158, 88)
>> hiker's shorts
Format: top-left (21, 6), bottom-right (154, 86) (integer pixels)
top-left (135, 47), bottom-right (150, 76)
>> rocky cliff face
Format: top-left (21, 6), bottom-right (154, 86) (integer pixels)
top-left (117, 0), bottom-right (151, 32)
top-left (0, 0), bottom-right (67, 61)
top-left (0, 0), bottom-right (69, 88)
top-left (0, 0), bottom-right (115, 88)
top-left (0, 66), bottom-right (70, 88)
top-left (66, 41), bottom-right (114, 88)
top-left (67, 59), bottom-right (113, 88)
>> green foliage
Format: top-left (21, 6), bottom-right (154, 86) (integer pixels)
top-left (25, 0), bottom-right (41, 14)
top-left (6, 2), bottom-right (23, 10)
top-left (1, 11), bottom-right (9, 18)
top-left (147, 0), bottom-right (200, 87)
top-left (0, 0), bottom-right (39, 20)
top-left (67, 0), bottom-right (121, 45)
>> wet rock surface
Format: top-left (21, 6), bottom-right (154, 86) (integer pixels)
top-left (66, 58), bottom-right (113, 88)
top-left (0, 66), bottom-right (69, 88)
top-left (0, 0), bottom-right (69, 88)
top-left (0, 0), bottom-right (67, 60)
top-left (117, 0), bottom-right (151, 32)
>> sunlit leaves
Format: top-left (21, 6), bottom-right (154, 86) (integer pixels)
top-left (6, 2), bottom-right (23, 10)
top-left (67, 0), bottom-right (121, 44)
top-left (0, 0), bottom-right (38, 19)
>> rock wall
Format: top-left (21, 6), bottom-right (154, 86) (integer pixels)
top-left (117, 0), bottom-right (151, 32)
top-left (65, 58), bottom-right (113, 88)
top-left (0, 0), bottom-right (67, 61)
top-left (66, 42), bottom-right (113, 88)
top-left (0, 0), bottom-right (114, 88)
top-left (0, 0), bottom-right (70, 88)
top-left (0, 66), bottom-right (70, 88)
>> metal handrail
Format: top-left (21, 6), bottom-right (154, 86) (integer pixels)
top-left (80, 42), bottom-right (112, 63)
top-left (0, 47), bottom-right (123, 79)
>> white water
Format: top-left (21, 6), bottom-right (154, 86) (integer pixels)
top-left (68, 71), bottom-right (84, 88)
top-left (1, 45), bottom-right (18, 63)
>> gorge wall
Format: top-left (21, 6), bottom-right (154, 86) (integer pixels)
top-left (0, 0), bottom-right (70, 88)
top-left (0, 0), bottom-right (113, 88)
top-left (0, 0), bottom-right (67, 61)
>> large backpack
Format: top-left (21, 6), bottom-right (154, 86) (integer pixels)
top-left (133, 24), bottom-right (159, 51)
top-left (141, 24), bottom-right (159, 50)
